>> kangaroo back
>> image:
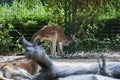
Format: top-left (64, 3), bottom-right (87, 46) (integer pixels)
top-left (13, 60), bottom-right (38, 75)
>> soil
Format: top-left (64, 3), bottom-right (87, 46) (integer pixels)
top-left (0, 51), bottom-right (120, 66)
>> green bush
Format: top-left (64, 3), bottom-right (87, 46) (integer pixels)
top-left (0, 24), bottom-right (13, 55)
top-left (0, 0), bottom-right (120, 55)
top-left (0, 2), bottom-right (50, 54)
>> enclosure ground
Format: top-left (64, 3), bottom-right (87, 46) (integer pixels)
top-left (0, 52), bottom-right (120, 66)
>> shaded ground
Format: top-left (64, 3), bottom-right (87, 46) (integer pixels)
top-left (0, 52), bottom-right (120, 66)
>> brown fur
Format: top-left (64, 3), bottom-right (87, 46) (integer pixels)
top-left (32, 26), bottom-right (72, 43)
top-left (32, 25), bottom-right (76, 58)
top-left (12, 60), bottom-right (39, 75)
top-left (0, 60), bottom-right (40, 80)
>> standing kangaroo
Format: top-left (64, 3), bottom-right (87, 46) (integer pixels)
top-left (32, 25), bottom-right (77, 58)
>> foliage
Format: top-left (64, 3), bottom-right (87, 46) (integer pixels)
top-left (73, 0), bottom-right (120, 52)
top-left (0, 24), bottom-right (13, 55)
top-left (0, 1), bottom-right (49, 54)
top-left (0, 0), bottom-right (120, 55)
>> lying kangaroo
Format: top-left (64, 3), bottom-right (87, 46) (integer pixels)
top-left (12, 60), bottom-right (39, 75)
top-left (0, 60), bottom-right (40, 80)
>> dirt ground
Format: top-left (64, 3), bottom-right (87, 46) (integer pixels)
top-left (0, 51), bottom-right (120, 66)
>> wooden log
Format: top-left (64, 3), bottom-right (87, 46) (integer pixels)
top-left (58, 74), bottom-right (119, 80)
top-left (19, 36), bottom-right (120, 80)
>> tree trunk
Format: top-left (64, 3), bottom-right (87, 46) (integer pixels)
top-left (19, 36), bottom-right (120, 80)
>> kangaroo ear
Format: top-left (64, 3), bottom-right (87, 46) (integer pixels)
top-left (72, 34), bottom-right (76, 39)
top-left (71, 34), bottom-right (79, 43)
top-left (70, 34), bottom-right (76, 39)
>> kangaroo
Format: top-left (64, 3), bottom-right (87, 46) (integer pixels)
top-left (31, 25), bottom-right (77, 58)
top-left (0, 63), bottom-right (34, 80)
top-left (0, 60), bottom-right (40, 80)
top-left (12, 60), bottom-right (40, 75)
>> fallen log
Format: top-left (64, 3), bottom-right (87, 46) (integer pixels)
top-left (19, 36), bottom-right (120, 80)
top-left (58, 74), bottom-right (119, 80)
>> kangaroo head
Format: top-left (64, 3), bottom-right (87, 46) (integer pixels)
top-left (70, 34), bottom-right (79, 43)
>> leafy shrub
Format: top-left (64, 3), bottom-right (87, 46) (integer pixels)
top-left (0, 0), bottom-right (120, 55)
top-left (0, 2), bottom-right (50, 54)
top-left (0, 24), bottom-right (13, 55)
